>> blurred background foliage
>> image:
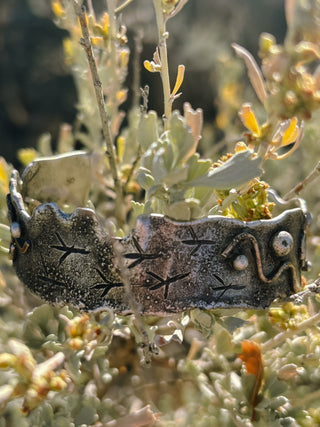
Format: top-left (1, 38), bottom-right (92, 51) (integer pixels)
top-left (0, 0), bottom-right (285, 166)
top-left (2, 0), bottom-right (320, 426)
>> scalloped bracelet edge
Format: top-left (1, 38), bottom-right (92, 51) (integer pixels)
top-left (7, 169), bottom-right (311, 315)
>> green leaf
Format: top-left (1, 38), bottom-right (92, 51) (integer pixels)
top-left (131, 201), bottom-right (145, 217)
top-left (137, 111), bottom-right (159, 151)
top-left (168, 111), bottom-right (194, 166)
top-left (163, 166), bottom-right (189, 186)
top-left (137, 168), bottom-right (155, 190)
top-left (165, 200), bottom-right (199, 220)
top-left (187, 154), bottom-right (212, 181)
top-left (147, 184), bottom-right (168, 201)
top-left (188, 150), bottom-right (262, 190)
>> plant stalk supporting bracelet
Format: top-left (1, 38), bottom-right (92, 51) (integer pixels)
top-left (7, 166), bottom-right (310, 315)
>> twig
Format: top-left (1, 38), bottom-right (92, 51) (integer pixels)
top-left (72, 1), bottom-right (124, 222)
top-left (107, 0), bottom-right (119, 124)
top-left (262, 311), bottom-right (320, 352)
top-left (291, 387), bottom-right (320, 407)
top-left (105, 405), bottom-right (160, 427)
top-left (115, 0), bottom-right (134, 13)
top-left (166, 0), bottom-right (189, 21)
top-left (153, 0), bottom-right (172, 122)
top-left (124, 146), bottom-right (142, 193)
top-left (132, 30), bottom-right (143, 109)
top-left (112, 238), bottom-right (157, 366)
top-left (284, 160), bottom-right (320, 200)
top-left (289, 281), bottom-right (320, 304)
top-left (87, 0), bottom-right (95, 19)
top-left (140, 85), bottom-right (149, 112)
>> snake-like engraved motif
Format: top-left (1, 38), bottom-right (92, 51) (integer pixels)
top-left (221, 231), bottom-right (298, 292)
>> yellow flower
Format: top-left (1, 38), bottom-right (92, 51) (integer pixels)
top-left (0, 157), bottom-right (10, 192)
top-left (282, 117), bottom-right (299, 146)
top-left (221, 83), bottom-right (241, 108)
top-left (161, 0), bottom-right (179, 13)
top-left (63, 38), bottom-right (74, 66)
top-left (102, 13), bottom-right (109, 35)
top-left (91, 36), bottom-right (103, 46)
top-left (171, 64), bottom-right (185, 99)
top-left (0, 353), bottom-right (17, 369)
top-left (120, 50), bottom-right (129, 69)
top-left (116, 89), bottom-right (128, 104)
top-left (51, 1), bottom-right (64, 18)
top-left (17, 148), bottom-right (37, 167)
top-left (144, 60), bottom-right (162, 73)
top-left (268, 117), bottom-right (302, 160)
top-left (238, 103), bottom-right (261, 137)
top-left (216, 111), bottom-right (229, 129)
top-left (271, 117), bottom-right (299, 147)
top-left (117, 136), bottom-right (126, 162)
top-left (235, 141), bottom-right (248, 152)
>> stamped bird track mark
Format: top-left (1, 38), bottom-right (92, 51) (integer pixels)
top-left (211, 274), bottom-right (246, 302)
top-left (182, 226), bottom-right (216, 255)
top-left (145, 271), bottom-right (191, 299)
top-left (50, 232), bottom-right (90, 265)
top-left (124, 236), bottom-right (162, 268)
top-left (91, 268), bottom-right (123, 297)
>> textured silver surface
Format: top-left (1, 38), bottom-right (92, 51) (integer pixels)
top-left (7, 170), bottom-right (309, 315)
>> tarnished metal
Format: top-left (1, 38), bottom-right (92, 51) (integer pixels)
top-left (7, 169), bottom-right (310, 315)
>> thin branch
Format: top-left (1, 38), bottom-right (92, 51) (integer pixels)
top-left (111, 238), bottom-right (157, 366)
top-left (124, 146), bottom-right (142, 193)
top-left (262, 311), bottom-right (320, 352)
top-left (87, 0), bottom-right (95, 19)
top-left (284, 159), bottom-right (320, 200)
top-left (115, 0), bottom-right (134, 13)
top-left (291, 387), bottom-right (320, 408)
top-left (289, 281), bottom-right (320, 304)
top-left (166, 0), bottom-right (189, 21)
top-left (105, 405), bottom-right (160, 427)
top-left (132, 30), bottom-right (143, 109)
top-left (72, 1), bottom-right (124, 221)
top-left (153, 0), bottom-right (171, 122)
top-left (107, 0), bottom-right (119, 123)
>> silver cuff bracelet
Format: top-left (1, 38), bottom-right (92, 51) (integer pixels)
top-left (7, 169), bottom-right (310, 315)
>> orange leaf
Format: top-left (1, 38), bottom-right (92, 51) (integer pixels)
top-left (239, 340), bottom-right (264, 419)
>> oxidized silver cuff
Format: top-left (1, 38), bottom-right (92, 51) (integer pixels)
top-left (7, 169), bottom-right (310, 315)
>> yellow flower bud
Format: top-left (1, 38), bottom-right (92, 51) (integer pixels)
top-left (235, 141), bottom-right (248, 152)
top-left (284, 90), bottom-right (298, 107)
top-left (116, 90), bottom-right (128, 104)
top-left (144, 60), bottom-right (161, 73)
top-left (282, 117), bottom-right (299, 146)
top-left (171, 64), bottom-right (185, 98)
top-left (117, 136), bottom-right (125, 162)
top-left (259, 32), bottom-right (276, 53)
top-left (17, 148), bottom-right (37, 167)
top-left (0, 353), bottom-right (17, 369)
top-left (120, 50), bottom-right (129, 69)
top-left (102, 13), bottom-right (110, 35)
top-left (238, 103), bottom-right (261, 137)
top-left (49, 375), bottom-right (68, 391)
top-left (69, 337), bottom-right (84, 350)
top-left (67, 315), bottom-right (89, 338)
top-left (51, 1), bottom-right (64, 18)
